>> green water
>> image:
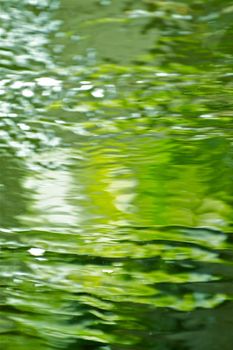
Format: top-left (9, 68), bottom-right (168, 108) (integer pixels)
top-left (0, 0), bottom-right (233, 349)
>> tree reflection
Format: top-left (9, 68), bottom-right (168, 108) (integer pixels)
top-left (0, 153), bottom-right (28, 227)
top-left (1, 0), bottom-right (233, 350)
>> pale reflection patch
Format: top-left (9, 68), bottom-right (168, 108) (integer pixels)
top-left (22, 150), bottom-right (77, 227)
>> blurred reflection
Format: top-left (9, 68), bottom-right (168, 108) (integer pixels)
top-left (0, 154), bottom-right (27, 227)
top-left (1, 0), bottom-right (233, 350)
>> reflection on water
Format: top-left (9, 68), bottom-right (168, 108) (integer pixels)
top-left (0, 0), bottom-right (233, 349)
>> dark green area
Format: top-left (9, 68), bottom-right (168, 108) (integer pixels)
top-left (0, 0), bottom-right (233, 349)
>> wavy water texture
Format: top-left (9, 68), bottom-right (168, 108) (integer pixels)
top-left (0, 1), bottom-right (233, 350)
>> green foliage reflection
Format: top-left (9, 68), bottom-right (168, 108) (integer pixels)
top-left (0, 1), bottom-right (233, 350)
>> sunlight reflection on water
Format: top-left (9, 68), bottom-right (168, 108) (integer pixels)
top-left (0, 1), bottom-right (233, 350)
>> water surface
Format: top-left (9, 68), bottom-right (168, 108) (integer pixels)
top-left (0, 1), bottom-right (233, 349)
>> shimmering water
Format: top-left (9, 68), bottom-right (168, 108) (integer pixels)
top-left (1, 1), bottom-right (233, 349)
